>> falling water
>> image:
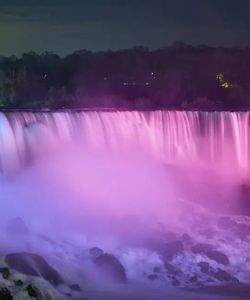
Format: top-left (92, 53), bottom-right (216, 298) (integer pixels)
top-left (0, 110), bottom-right (249, 175)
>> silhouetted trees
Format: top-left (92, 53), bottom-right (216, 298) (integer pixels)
top-left (0, 43), bottom-right (250, 110)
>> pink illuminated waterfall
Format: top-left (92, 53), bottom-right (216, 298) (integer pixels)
top-left (0, 110), bottom-right (249, 174)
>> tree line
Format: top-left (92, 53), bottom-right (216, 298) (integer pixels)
top-left (0, 42), bottom-right (250, 110)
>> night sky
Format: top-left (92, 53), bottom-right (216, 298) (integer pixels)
top-left (0, 0), bottom-right (250, 56)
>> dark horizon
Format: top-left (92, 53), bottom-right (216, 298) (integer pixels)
top-left (2, 42), bottom-right (250, 59)
top-left (0, 0), bottom-right (250, 56)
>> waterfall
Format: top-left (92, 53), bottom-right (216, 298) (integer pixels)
top-left (0, 110), bottom-right (249, 174)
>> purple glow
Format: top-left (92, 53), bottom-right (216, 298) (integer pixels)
top-left (0, 110), bottom-right (249, 299)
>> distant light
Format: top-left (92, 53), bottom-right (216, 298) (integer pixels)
top-left (123, 82), bottom-right (137, 86)
top-left (221, 82), bottom-right (232, 89)
top-left (145, 82), bottom-right (150, 86)
top-left (216, 73), bottom-right (233, 88)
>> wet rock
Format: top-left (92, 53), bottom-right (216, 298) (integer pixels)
top-left (94, 253), bottom-right (127, 283)
top-left (213, 269), bottom-right (238, 282)
top-left (189, 276), bottom-right (198, 283)
top-left (171, 277), bottom-right (180, 286)
top-left (163, 240), bottom-right (183, 260)
top-left (65, 293), bottom-right (72, 297)
top-left (191, 243), bottom-right (213, 254)
top-left (5, 253), bottom-right (64, 286)
top-left (0, 267), bottom-right (10, 279)
top-left (148, 274), bottom-right (158, 280)
top-left (205, 250), bottom-right (230, 266)
top-left (14, 280), bottom-right (23, 286)
top-left (69, 284), bottom-right (81, 291)
top-left (198, 261), bottom-right (210, 274)
top-left (6, 217), bottom-right (29, 236)
top-left (89, 247), bottom-right (104, 260)
top-left (27, 284), bottom-right (39, 299)
top-left (0, 288), bottom-right (13, 300)
top-left (164, 262), bottom-right (181, 276)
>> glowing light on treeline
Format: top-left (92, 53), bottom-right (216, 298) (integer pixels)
top-left (216, 73), bottom-right (233, 89)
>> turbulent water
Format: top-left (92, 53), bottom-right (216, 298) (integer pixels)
top-left (0, 110), bottom-right (250, 174)
top-left (0, 110), bottom-right (250, 300)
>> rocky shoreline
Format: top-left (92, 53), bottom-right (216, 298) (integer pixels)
top-left (1, 209), bottom-right (250, 300)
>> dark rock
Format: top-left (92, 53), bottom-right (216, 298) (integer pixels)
top-left (0, 267), bottom-right (10, 279)
top-left (94, 253), bottom-right (127, 283)
top-left (164, 262), bottom-right (181, 276)
top-left (14, 280), bottom-right (23, 286)
top-left (205, 250), bottom-right (230, 266)
top-left (163, 240), bottom-right (183, 260)
top-left (213, 269), bottom-right (235, 282)
top-left (171, 277), bottom-right (180, 286)
top-left (26, 284), bottom-right (38, 299)
top-left (0, 288), bottom-right (13, 300)
top-left (148, 274), bottom-right (158, 280)
top-left (191, 243), bottom-right (213, 254)
top-left (5, 253), bottom-right (64, 286)
top-left (89, 247), bottom-right (104, 260)
top-left (198, 261), bottom-right (210, 274)
top-left (189, 276), bottom-right (198, 283)
top-left (6, 217), bottom-right (29, 236)
top-left (69, 284), bottom-right (81, 291)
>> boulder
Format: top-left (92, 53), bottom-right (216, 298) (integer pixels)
top-left (197, 261), bottom-right (210, 274)
top-left (148, 274), bottom-right (158, 280)
top-left (164, 262), bottom-right (181, 276)
top-left (171, 277), bottom-right (180, 286)
top-left (94, 253), bottom-right (127, 283)
top-left (27, 284), bottom-right (39, 299)
top-left (0, 267), bottom-right (10, 279)
top-left (205, 250), bottom-right (230, 266)
top-left (213, 269), bottom-right (238, 282)
top-left (0, 288), bottom-right (13, 300)
top-left (14, 280), bottom-right (23, 286)
top-left (69, 284), bottom-right (81, 291)
top-left (5, 253), bottom-right (64, 286)
top-left (89, 247), bottom-right (104, 260)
